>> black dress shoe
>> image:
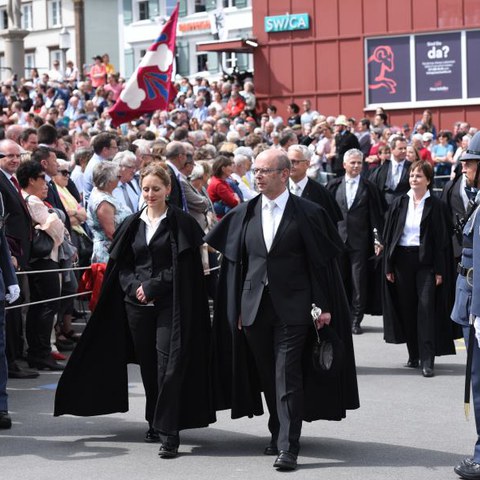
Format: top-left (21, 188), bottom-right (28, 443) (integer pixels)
top-left (454, 459), bottom-right (480, 479)
top-left (158, 443), bottom-right (178, 458)
top-left (145, 427), bottom-right (161, 443)
top-left (28, 357), bottom-right (65, 371)
top-left (0, 411), bottom-right (12, 429)
top-left (422, 359), bottom-right (434, 378)
top-left (404, 358), bottom-right (419, 368)
top-left (273, 451), bottom-right (297, 470)
top-left (352, 324), bottom-right (363, 335)
top-left (55, 338), bottom-right (75, 352)
top-left (264, 444), bottom-right (279, 455)
top-left (8, 362), bottom-right (39, 379)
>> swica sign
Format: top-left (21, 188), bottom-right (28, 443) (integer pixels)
top-left (264, 13), bottom-right (310, 33)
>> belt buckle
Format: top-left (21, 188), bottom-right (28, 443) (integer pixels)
top-left (467, 268), bottom-right (474, 287)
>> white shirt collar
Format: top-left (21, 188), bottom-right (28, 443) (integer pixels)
top-left (140, 207), bottom-right (168, 226)
top-left (290, 176), bottom-right (308, 191)
top-left (262, 187), bottom-right (290, 211)
top-left (407, 189), bottom-right (431, 204)
top-left (345, 174), bottom-right (360, 184)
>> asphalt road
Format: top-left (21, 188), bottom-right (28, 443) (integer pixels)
top-left (0, 315), bottom-right (474, 480)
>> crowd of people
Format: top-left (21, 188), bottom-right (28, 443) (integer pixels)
top-left (0, 62), bottom-right (480, 475)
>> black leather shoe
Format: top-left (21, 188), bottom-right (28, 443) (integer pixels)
top-left (273, 451), bottom-right (297, 470)
top-left (264, 444), bottom-right (279, 455)
top-left (454, 459), bottom-right (480, 479)
top-left (158, 443), bottom-right (178, 458)
top-left (145, 427), bottom-right (161, 443)
top-left (55, 338), bottom-right (75, 352)
top-left (404, 358), bottom-right (419, 368)
top-left (0, 411), bottom-right (12, 429)
top-left (422, 358), bottom-right (434, 378)
top-left (28, 357), bottom-right (65, 371)
top-left (352, 324), bottom-right (363, 335)
top-left (8, 362), bottom-right (39, 379)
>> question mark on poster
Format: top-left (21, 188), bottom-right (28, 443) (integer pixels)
top-left (442, 45), bottom-right (450, 58)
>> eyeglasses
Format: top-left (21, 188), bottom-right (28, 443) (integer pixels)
top-left (1, 153), bottom-right (21, 159)
top-left (290, 160), bottom-right (309, 165)
top-left (252, 168), bottom-right (284, 176)
top-left (59, 170), bottom-right (70, 177)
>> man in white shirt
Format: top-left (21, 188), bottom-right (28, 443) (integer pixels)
top-left (231, 154), bottom-right (257, 201)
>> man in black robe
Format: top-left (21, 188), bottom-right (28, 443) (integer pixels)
top-left (206, 148), bottom-right (359, 471)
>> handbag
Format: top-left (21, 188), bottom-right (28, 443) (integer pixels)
top-left (77, 232), bottom-right (93, 267)
top-left (31, 228), bottom-right (54, 260)
top-left (311, 305), bottom-right (345, 377)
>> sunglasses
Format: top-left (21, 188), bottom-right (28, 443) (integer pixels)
top-left (59, 170), bottom-right (70, 177)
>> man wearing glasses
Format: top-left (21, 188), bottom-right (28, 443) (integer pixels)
top-left (206, 148), bottom-right (359, 471)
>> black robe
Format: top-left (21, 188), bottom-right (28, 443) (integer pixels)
top-left (381, 194), bottom-right (459, 355)
top-left (54, 206), bottom-right (216, 432)
top-left (205, 194), bottom-right (360, 422)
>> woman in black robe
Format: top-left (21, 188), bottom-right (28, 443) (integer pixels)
top-left (381, 160), bottom-right (457, 377)
top-left (54, 163), bottom-right (215, 458)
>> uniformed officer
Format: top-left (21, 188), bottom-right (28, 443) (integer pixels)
top-left (452, 131), bottom-right (480, 479)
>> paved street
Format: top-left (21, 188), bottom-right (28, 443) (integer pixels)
top-left (0, 314), bottom-right (474, 480)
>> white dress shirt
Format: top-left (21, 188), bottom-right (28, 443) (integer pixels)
top-left (289, 176), bottom-right (309, 196)
top-left (140, 207), bottom-right (168, 245)
top-left (344, 175), bottom-right (360, 209)
top-left (390, 159), bottom-right (406, 190)
top-left (399, 189), bottom-right (430, 246)
top-left (261, 188), bottom-right (289, 251)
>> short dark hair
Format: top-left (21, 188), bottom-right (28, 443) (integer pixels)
top-left (31, 146), bottom-right (54, 167)
top-left (410, 160), bottom-right (434, 188)
top-left (37, 123), bottom-right (58, 145)
top-left (289, 103), bottom-right (300, 114)
top-left (212, 155), bottom-right (233, 177)
top-left (19, 128), bottom-right (37, 143)
top-left (16, 159), bottom-right (44, 188)
top-left (360, 118), bottom-right (370, 129)
top-left (91, 132), bottom-right (116, 155)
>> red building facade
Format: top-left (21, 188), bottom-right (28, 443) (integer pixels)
top-left (253, 0), bottom-right (480, 129)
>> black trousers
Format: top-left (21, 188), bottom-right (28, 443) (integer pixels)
top-left (243, 290), bottom-right (309, 455)
top-left (339, 248), bottom-right (368, 325)
top-left (125, 301), bottom-right (178, 445)
top-left (393, 247), bottom-right (436, 362)
top-left (26, 259), bottom-right (60, 360)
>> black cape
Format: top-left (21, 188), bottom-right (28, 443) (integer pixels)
top-left (381, 194), bottom-right (459, 355)
top-left (205, 194), bottom-right (360, 422)
top-left (54, 206), bottom-right (216, 432)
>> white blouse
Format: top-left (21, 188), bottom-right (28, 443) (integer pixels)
top-left (398, 190), bottom-right (431, 247)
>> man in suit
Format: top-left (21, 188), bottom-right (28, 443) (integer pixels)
top-left (0, 140), bottom-right (38, 379)
top-left (165, 141), bottom-right (188, 212)
top-left (327, 148), bottom-right (385, 334)
top-left (0, 190), bottom-right (21, 428)
top-left (287, 144), bottom-right (342, 225)
top-left (327, 115), bottom-right (360, 176)
top-left (369, 136), bottom-right (412, 206)
top-left (206, 148), bottom-right (359, 470)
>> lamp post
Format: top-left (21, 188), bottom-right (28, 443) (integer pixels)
top-left (59, 26), bottom-right (71, 72)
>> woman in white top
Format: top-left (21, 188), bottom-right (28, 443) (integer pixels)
top-left (381, 161), bottom-right (456, 378)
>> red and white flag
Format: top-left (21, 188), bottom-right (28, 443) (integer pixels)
top-left (109, 4), bottom-right (179, 127)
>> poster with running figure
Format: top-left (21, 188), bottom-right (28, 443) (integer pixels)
top-left (366, 36), bottom-right (411, 105)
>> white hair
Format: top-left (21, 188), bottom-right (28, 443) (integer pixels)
top-left (287, 144), bottom-right (312, 161)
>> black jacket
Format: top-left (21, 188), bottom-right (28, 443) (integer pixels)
top-left (301, 177), bottom-right (343, 225)
top-left (205, 194), bottom-right (359, 421)
top-left (54, 206), bottom-right (215, 432)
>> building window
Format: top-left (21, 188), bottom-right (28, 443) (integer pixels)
top-left (194, 0), bottom-right (206, 13)
top-left (21, 3), bottom-right (33, 30)
top-left (50, 49), bottom-right (62, 67)
top-left (48, 0), bottom-right (62, 28)
top-left (24, 52), bottom-right (35, 78)
top-left (0, 8), bottom-right (7, 29)
top-left (138, 1), bottom-right (149, 20)
top-left (223, 0), bottom-right (236, 7)
top-left (196, 53), bottom-right (208, 73)
top-left (222, 52), bottom-right (237, 70)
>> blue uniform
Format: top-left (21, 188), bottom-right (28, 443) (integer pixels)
top-left (452, 199), bottom-right (480, 462)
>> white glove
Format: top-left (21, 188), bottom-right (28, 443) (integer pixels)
top-left (474, 316), bottom-right (480, 348)
top-left (5, 284), bottom-right (20, 304)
